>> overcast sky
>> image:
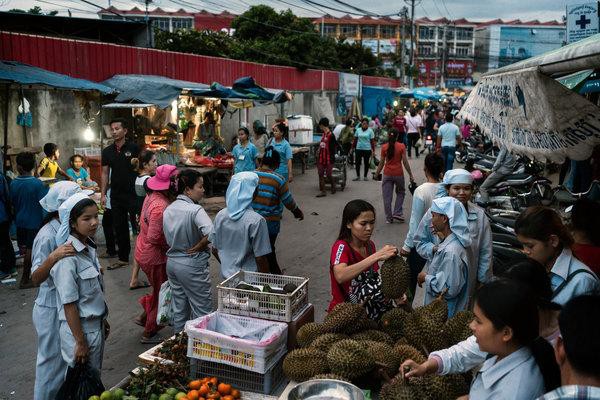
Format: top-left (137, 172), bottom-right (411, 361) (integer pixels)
top-left (0, 0), bottom-right (586, 22)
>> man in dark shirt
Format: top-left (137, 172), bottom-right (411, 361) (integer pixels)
top-left (101, 118), bottom-right (139, 268)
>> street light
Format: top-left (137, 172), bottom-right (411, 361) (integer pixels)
top-left (83, 127), bottom-right (95, 142)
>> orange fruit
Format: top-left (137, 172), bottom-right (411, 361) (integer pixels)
top-left (189, 380), bottom-right (202, 390)
top-left (230, 389), bottom-right (240, 399)
top-left (217, 383), bottom-right (231, 395)
top-left (187, 390), bottom-right (200, 400)
top-left (198, 385), bottom-right (210, 396)
top-left (222, 396), bottom-right (234, 400)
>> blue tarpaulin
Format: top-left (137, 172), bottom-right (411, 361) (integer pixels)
top-left (0, 60), bottom-right (115, 94)
top-left (362, 86), bottom-right (398, 121)
top-left (102, 74), bottom-right (210, 108)
top-left (189, 76), bottom-right (290, 103)
top-left (399, 88), bottom-right (442, 101)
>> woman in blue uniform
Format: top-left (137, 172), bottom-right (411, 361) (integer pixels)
top-left (515, 206), bottom-right (599, 306)
top-left (267, 122), bottom-right (293, 183)
top-left (414, 168), bottom-right (492, 304)
top-left (51, 193), bottom-right (108, 373)
top-left (401, 279), bottom-right (560, 399)
top-left (31, 182), bottom-right (83, 400)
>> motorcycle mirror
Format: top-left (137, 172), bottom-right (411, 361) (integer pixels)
top-left (565, 205), bottom-right (573, 214)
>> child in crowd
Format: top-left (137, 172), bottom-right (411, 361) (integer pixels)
top-left (210, 171), bottom-right (271, 279)
top-left (417, 196), bottom-right (470, 317)
top-left (37, 143), bottom-right (72, 181)
top-left (66, 154), bottom-right (98, 189)
top-left (9, 152), bottom-right (49, 288)
top-left (232, 127), bottom-right (258, 174)
top-left (51, 193), bottom-right (108, 373)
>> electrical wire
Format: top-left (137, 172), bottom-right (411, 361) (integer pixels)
top-left (35, 0), bottom-right (97, 13)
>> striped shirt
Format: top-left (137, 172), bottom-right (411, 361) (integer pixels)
top-left (537, 385), bottom-right (600, 400)
top-left (252, 169), bottom-right (297, 221)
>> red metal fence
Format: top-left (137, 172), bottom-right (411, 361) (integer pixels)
top-left (0, 31), bottom-right (400, 91)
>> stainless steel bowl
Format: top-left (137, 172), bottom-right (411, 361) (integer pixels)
top-left (287, 379), bottom-right (365, 400)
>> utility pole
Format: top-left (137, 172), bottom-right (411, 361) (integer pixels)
top-left (399, 6), bottom-right (408, 85)
top-left (404, 0), bottom-right (421, 88)
top-left (145, 0), bottom-right (152, 48)
top-left (440, 24), bottom-right (447, 89)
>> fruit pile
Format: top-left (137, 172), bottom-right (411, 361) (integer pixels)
top-left (87, 375), bottom-right (242, 400)
top-left (155, 332), bottom-right (188, 364)
top-left (282, 256), bottom-right (475, 400)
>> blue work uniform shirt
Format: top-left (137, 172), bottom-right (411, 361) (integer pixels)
top-left (267, 138), bottom-right (293, 179)
top-left (232, 142), bottom-right (258, 174)
top-left (32, 218), bottom-right (61, 307)
top-left (439, 122), bottom-right (460, 148)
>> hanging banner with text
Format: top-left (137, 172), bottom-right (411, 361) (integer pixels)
top-left (458, 67), bottom-right (600, 162)
top-left (338, 72), bottom-right (361, 116)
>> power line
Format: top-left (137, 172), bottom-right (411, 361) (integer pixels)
top-left (35, 0), bottom-right (97, 13)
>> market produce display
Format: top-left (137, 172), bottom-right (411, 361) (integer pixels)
top-left (154, 332), bottom-right (188, 364)
top-left (282, 297), bottom-right (476, 399)
top-left (379, 256), bottom-right (411, 300)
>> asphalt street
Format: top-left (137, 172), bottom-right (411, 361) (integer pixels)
top-left (0, 154), bottom-right (427, 399)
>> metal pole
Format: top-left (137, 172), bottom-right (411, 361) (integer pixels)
top-left (441, 25), bottom-right (447, 89)
top-left (409, 0), bottom-right (415, 87)
top-left (19, 86), bottom-right (27, 147)
top-left (321, 17), bottom-right (324, 37)
top-left (400, 9), bottom-right (405, 84)
top-left (3, 84), bottom-right (9, 168)
top-left (145, 0), bottom-right (152, 48)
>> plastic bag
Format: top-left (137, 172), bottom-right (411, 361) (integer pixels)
top-left (157, 280), bottom-right (174, 326)
top-left (55, 363), bottom-right (105, 400)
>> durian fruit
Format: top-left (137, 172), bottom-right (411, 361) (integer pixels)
top-left (425, 375), bottom-right (455, 400)
top-left (443, 310), bottom-right (474, 345)
top-left (322, 303), bottom-right (368, 334)
top-left (445, 374), bottom-right (471, 399)
top-left (415, 296), bottom-right (448, 324)
top-left (310, 373), bottom-right (350, 382)
top-left (363, 340), bottom-right (401, 377)
top-left (380, 256), bottom-right (410, 300)
top-left (379, 380), bottom-right (418, 400)
top-left (394, 344), bottom-right (427, 364)
top-left (296, 322), bottom-right (323, 347)
top-left (351, 329), bottom-right (394, 345)
top-left (310, 333), bottom-right (348, 352)
top-left (283, 348), bottom-right (329, 381)
top-left (353, 315), bottom-right (379, 333)
top-left (327, 339), bottom-right (375, 379)
top-left (395, 337), bottom-right (409, 346)
top-left (380, 307), bottom-right (410, 340)
top-left (403, 312), bottom-right (448, 354)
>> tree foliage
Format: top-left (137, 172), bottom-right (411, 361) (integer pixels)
top-left (9, 6), bottom-right (58, 15)
top-left (155, 5), bottom-right (384, 74)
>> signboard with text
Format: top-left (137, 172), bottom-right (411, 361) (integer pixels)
top-left (567, 2), bottom-right (599, 43)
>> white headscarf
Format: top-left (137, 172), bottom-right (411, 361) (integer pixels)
top-left (56, 193), bottom-right (94, 246)
top-left (431, 196), bottom-right (471, 247)
top-left (436, 168), bottom-right (474, 198)
top-left (39, 181), bottom-right (82, 212)
top-left (226, 171), bottom-right (259, 221)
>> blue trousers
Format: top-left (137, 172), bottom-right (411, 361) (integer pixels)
top-left (442, 146), bottom-right (456, 172)
top-left (33, 303), bottom-right (67, 400)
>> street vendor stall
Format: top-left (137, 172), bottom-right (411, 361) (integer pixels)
top-left (458, 33), bottom-right (600, 163)
top-left (101, 75), bottom-right (292, 195)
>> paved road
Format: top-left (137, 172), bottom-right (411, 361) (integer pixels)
top-left (0, 154), bottom-right (427, 399)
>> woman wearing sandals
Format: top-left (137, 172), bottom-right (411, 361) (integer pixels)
top-left (133, 164), bottom-right (178, 343)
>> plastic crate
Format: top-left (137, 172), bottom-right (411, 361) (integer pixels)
top-left (137, 336), bottom-right (175, 366)
top-left (289, 130), bottom-right (313, 145)
top-left (217, 271), bottom-right (309, 322)
top-left (185, 312), bottom-right (287, 374)
top-left (189, 354), bottom-right (286, 396)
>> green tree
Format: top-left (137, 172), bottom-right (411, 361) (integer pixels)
top-left (154, 29), bottom-right (235, 58)
top-left (9, 6), bottom-right (58, 15)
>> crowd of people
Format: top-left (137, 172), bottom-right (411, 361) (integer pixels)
top-left (2, 109), bottom-right (600, 400)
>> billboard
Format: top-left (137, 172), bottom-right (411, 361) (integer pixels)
top-left (566, 2), bottom-right (599, 43)
top-left (497, 26), bottom-right (565, 68)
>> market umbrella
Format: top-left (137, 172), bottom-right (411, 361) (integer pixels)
top-left (459, 67), bottom-right (600, 162)
top-left (398, 88), bottom-right (441, 101)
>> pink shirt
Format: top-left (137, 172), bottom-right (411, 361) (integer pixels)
top-left (135, 192), bottom-right (170, 266)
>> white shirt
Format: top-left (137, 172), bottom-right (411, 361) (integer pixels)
top-left (405, 115), bottom-right (423, 133)
top-left (31, 218), bottom-right (61, 307)
top-left (550, 248), bottom-right (599, 306)
top-left (403, 182), bottom-right (439, 251)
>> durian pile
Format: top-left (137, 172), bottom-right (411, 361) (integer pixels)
top-left (282, 256), bottom-right (475, 400)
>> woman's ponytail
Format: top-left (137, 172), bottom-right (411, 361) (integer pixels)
top-left (531, 336), bottom-right (561, 392)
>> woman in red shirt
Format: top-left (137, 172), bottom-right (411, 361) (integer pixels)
top-left (329, 199), bottom-right (399, 320)
top-left (375, 129), bottom-right (415, 223)
top-left (570, 198), bottom-right (600, 275)
top-left (134, 164), bottom-right (178, 343)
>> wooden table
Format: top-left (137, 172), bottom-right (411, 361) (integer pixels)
top-left (291, 142), bottom-right (319, 170)
top-left (292, 147), bottom-right (309, 174)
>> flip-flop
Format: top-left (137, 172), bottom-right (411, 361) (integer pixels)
top-left (140, 335), bottom-right (163, 344)
top-left (134, 318), bottom-right (145, 327)
top-left (107, 262), bottom-right (128, 270)
top-left (129, 282), bottom-right (151, 290)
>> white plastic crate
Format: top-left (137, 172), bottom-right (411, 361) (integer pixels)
top-left (185, 312), bottom-right (288, 374)
top-left (288, 130), bottom-right (313, 145)
top-left (287, 115), bottom-right (313, 132)
top-left (217, 271), bottom-right (309, 322)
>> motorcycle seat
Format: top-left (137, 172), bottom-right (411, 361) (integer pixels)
top-left (505, 173), bottom-right (530, 180)
top-left (489, 213), bottom-right (517, 228)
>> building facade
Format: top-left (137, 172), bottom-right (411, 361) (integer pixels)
top-left (474, 19), bottom-right (565, 73)
top-left (414, 17), bottom-right (477, 88)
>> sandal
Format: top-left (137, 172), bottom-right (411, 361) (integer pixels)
top-left (140, 334), bottom-right (163, 344)
top-left (134, 317), bottom-right (146, 327)
top-left (107, 260), bottom-right (128, 270)
top-left (129, 281), bottom-right (151, 290)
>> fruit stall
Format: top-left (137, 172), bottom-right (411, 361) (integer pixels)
top-left (87, 256), bottom-right (476, 400)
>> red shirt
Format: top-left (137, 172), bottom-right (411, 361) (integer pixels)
top-left (393, 115), bottom-right (406, 133)
top-left (328, 239), bottom-right (379, 312)
top-left (573, 243), bottom-right (600, 275)
top-left (380, 143), bottom-right (406, 176)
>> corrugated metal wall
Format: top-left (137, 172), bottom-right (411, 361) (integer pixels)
top-left (0, 31), bottom-right (399, 91)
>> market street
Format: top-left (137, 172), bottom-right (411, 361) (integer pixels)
top-left (0, 156), bottom-right (426, 399)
